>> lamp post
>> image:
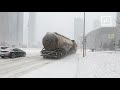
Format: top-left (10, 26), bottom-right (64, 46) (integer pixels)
top-left (114, 28), bottom-right (117, 53)
top-left (83, 12), bottom-right (86, 57)
top-left (85, 36), bottom-right (86, 56)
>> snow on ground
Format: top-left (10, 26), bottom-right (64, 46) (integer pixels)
top-left (1, 48), bottom-right (120, 78)
top-left (20, 48), bottom-right (41, 57)
top-left (78, 51), bottom-right (120, 78)
top-left (0, 48), bottom-right (48, 78)
top-left (21, 49), bottom-right (120, 78)
top-left (21, 52), bottom-right (81, 78)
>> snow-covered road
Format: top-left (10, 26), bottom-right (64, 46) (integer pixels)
top-left (21, 50), bottom-right (120, 78)
top-left (0, 56), bottom-right (55, 78)
top-left (0, 48), bottom-right (55, 78)
top-left (1, 48), bottom-right (120, 78)
top-left (21, 53), bottom-right (80, 78)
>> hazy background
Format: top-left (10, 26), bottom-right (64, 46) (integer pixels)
top-left (36, 12), bottom-right (82, 41)
top-left (35, 12), bottom-right (116, 42)
top-left (0, 12), bottom-right (117, 48)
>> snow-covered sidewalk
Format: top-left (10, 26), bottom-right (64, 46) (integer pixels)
top-left (79, 51), bottom-right (120, 78)
top-left (20, 50), bottom-right (120, 78)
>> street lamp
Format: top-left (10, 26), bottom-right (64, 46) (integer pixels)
top-left (83, 12), bottom-right (86, 57)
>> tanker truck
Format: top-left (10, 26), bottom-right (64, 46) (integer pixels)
top-left (41, 32), bottom-right (77, 59)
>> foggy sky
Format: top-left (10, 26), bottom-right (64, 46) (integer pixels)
top-left (36, 12), bottom-right (82, 42)
top-left (0, 12), bottom-right (117, 48)
top-left (85, 12), bottom-right (117, 34)
top-left (35, 12), bottom-right (117, 43)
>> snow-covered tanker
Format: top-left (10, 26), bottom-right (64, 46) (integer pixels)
top-left (41, 32), bottom-right (77, 59)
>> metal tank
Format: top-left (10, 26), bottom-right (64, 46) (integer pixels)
top-left (42, 32), bottom-right (73, 51)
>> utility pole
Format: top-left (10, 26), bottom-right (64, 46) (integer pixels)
top-left (83, 12), bottom-right (86, 57)
top-left (114, 28), bottom-right (117, 53)
top-left (84, 36), bottom-right (86, 56)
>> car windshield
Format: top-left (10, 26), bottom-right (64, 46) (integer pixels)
top-left (13, 48), bottom-right (19, 51)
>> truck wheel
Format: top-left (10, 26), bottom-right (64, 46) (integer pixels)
top-left (57, 52), bottom-right (62, 59)
top-left (23, 53), bottom-right (26, 57)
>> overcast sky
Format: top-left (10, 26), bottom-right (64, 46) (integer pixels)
top-left (35, 12), bottom-right (117, 43)
top-left (36, 12), bottom-right (82, 41)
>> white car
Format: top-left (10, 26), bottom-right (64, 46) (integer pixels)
top-left (0, 46), bottom-right (9, 56)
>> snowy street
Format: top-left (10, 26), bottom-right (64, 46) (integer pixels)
top-left (21, 49), bottom-right (120, 78)
top-left (0, 48), bottom-right (120, 78)
top-left (0, 48), bottom-right (55, 78)
top-left (21, 52), bottom-right (80, 78)
top-left (0, 12), bottom-right (120, 78)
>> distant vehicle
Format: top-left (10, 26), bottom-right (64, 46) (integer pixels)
top-left (0, 48), bottom-right (26, 58)
top-left (0, 46), bottom-right (9, 55)
top-left (0, 46), bottom-right (9, 49)
top-left (41, 32), bottom-right (77, 59)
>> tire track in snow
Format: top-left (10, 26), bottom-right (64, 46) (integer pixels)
top-left (2, 60), bottom-right (54, 78)
top-left (0, 55), bottom-right (41, 68)
top-left (0, 56), bottom-right (55, 78)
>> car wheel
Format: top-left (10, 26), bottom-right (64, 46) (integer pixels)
top-left (1, 56), bottom-right (4, 58)
top-left (11, 53), bottom-right (16, 58)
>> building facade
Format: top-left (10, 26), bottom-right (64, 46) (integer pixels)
top-left (0, 12), bottom-right (9, 46)
top-left (0, 12), bottom-right (24, 47)
top-left (0, 12), bottom-right (38, 48)
top-left (28, 12), bottom-right (37, 48)
top-left (8, 12), bottom-right (19, 47)
top-left (86, 27), bottom-right (120, 51)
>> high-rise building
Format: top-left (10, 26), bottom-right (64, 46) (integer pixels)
top-left (28, 12), bottom-right (37, 48)
top-left (0, 12), bottom-right (37, 48)
top-left (17, 12), bottom-right (24, 47)
top-left (74, 17), bottom-right (84, 49)
top-left (0, 12), bottom-right (24, 47)
top-left (0, 12), bottom-right (9, 44)
top-left (8, 12), bottom-right (19, 47)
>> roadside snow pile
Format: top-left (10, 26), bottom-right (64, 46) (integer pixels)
top-left (20, 48), bottom-right (41, 57)
top-left (78, 51), bottom-right (120, 78)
